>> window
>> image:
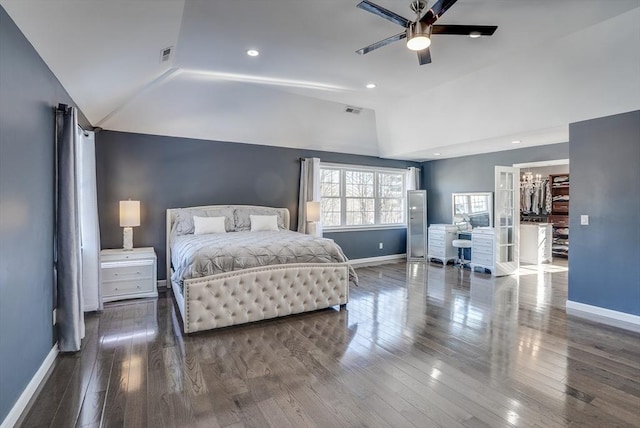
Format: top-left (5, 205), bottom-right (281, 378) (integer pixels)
top-left (320, 164), bottom-right (407, 229)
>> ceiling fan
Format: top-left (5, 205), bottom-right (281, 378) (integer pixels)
top-left (356, 0), bottom-right (497, 65)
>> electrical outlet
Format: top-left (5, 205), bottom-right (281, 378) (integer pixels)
top-left (379, 242), bottom-right (384, 249)
top-left (580, 215), bottom-right (589, 225)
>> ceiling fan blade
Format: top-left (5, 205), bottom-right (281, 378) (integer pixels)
top-left (356, 32), bottom-right (407, 55)
top-left (417, 48), bottom-right (432, 65)
top-left (432, 24), bottom-right (497, 36)
top-left (357, 0), bottom-right (411, 28)
top-left (420, 0), bottom-right (458, 25)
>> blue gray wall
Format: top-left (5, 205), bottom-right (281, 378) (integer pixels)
top-left (95, 131), bottom-right (417, 280)
top-left (0, 6), bottom-right (90, 422)
top-left (421, 143), bottom-right (570, 225)
top-left (568, 111), bottom-right (640, 316)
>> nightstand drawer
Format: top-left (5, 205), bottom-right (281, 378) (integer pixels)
top-left (102, 261), bottom-right (153, 281)
top-left (100, 247), bottom-right (157, 303)
top-left (102, 278), bottom-right (154, 297)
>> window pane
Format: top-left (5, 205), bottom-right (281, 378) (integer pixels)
top-left (345, 171), bottom-right (374, 197)
top-left (379, 173), bottom-right (404, 198)
top-left (320, 169), bottom-right (340, 197)
top-left (346, 198), bottom-right (374, 225)
top-left (380, 198), bottom-right (404, 224)
top-left (321, 198), bottom-right (341, 227)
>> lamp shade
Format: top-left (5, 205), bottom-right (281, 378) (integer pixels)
top-left (306, 201), bottom-right (321, 222)
top-left (119, 200), bottom-right (140, 227)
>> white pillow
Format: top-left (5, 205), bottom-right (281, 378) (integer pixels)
top-left (250, 215), bottom-right (279, 232)
top-left (193, 216), bottom-right (226, 235)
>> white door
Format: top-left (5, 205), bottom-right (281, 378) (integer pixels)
top-left (494, 166), bottom-right (520, 276)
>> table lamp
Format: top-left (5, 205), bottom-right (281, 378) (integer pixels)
top-left (306, 201), bottom-right (321, 237)
top-left (119, 200), bottom-right (140, 250)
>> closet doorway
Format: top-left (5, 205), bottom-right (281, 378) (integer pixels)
top-left (513, 159), bottom-right (570, 269)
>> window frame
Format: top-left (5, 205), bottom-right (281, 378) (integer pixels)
top-left (320, 163), bottom-right (408, 232)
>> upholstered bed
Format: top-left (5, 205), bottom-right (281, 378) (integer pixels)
top-left (166, 205), bottom-right (354, 333)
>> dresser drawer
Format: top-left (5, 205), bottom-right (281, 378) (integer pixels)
top-left (102, 261), bottom-right (153, 281)
top-left (428, 234), bottom-right (445, 246)
top-left (473, 239), bottom-right (493, 253)
top-left (472, 253), bottom-right (493, 265)
top-left (102, 278), bottom-right (154, 297)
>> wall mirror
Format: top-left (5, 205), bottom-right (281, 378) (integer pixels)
top-left (452, 192), bottom-right (493, 229)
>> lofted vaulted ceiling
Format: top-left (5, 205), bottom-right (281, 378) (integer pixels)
top-left (2, 0), bottom-right (639, 160)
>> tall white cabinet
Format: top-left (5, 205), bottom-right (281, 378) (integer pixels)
top-left (407, 190), bottom-right (427, 261)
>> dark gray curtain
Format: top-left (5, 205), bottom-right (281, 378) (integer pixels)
top-left (55, 105), bottom-right (84, 352)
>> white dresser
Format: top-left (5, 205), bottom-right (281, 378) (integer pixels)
top-left (427, 224), bottom-right (458, 265)
top-left (471, 227), bottom-right (495, 275)
top-left (100, 247), bottom-right (158, 303)
top-left (520, 223), bottom-right (552, 265)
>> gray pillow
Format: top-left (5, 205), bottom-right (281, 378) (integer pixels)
top-left (234, 207), bottom-right (287, 231)
top-left (172, 207), bottom-right (235, 238)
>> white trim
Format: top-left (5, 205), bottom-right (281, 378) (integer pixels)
top-left (513, 158), bottom-right (569, 168)
top-left (324, 225), bottom-right (407, 233)
top-left (157, 279), bottom-right (168, 289)
top-left (320, 162), bottom-right (408, 174)
top-left (566, 301), bottom-right (640, 333)
top-left (1, 344), bottom-right (59, 428)
top-left (349, 253), bottom-right (406, 267)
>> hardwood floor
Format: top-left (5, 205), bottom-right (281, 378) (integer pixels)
top-left (17, 260), bottom-right (640, 427)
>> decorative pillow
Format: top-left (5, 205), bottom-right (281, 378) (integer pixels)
top-left (250, 215), bottom-right (279, 232)
top-left (171, 207), bottom-right (235, 237)
top-left (194, 216), bottom-right (226, 235)
top-left (235, 207), bottom-right (287, 231)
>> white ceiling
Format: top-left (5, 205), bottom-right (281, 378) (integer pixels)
top-left (2, 0), bottom-right (639, 160)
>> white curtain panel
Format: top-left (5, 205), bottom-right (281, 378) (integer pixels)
top-left (55, 105), bottom-right (85, 352)
top-left (77, 129), bottom-right (102, 312)
top-left (407, 167), bottom-right (421, 191)
top-left (297, 157), bottom-right (320, 234)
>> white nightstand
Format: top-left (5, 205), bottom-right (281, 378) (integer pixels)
top-left (100, 247), bottom-right (158, 303)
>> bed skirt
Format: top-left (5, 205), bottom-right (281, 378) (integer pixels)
top-left (172, 263), bottom-right (349, 333)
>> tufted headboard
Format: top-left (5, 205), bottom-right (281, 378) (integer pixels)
top-left (165, 205), bottom-right (291, 285)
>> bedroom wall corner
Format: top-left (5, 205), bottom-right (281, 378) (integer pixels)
top-left (0, 6), bottom-right (88, 423)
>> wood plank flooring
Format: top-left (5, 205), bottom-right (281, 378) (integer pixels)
top-left (17, 260), bottom-right (640, 427)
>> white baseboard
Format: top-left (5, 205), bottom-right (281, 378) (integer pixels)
top-left (349, 253), bottom-right (406, 267)
top-left (566, 301), bottom-right (640, 333)
top-left (157, 279), bottom-right (167, 289)
top-left (1, 344), bottom-right (58, 428)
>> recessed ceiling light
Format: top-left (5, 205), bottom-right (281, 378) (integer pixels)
top-left (433, 152), bottom-right (441, 156)
top-left (246, 49), bottom-right (259, 57)
top-left (366, 83), bottom-right (376, 89)
top-left (511, 140), bottom-right (522, 144)
top-left (469, 31), bottom-right (482, 39)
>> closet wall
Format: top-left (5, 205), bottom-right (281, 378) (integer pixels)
top-left (520, 164), bottom-right (569, 222)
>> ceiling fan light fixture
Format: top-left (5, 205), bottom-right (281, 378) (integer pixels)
top-left (406, 22), bottom-right (431, 51)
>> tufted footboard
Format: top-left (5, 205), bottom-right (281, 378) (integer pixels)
top-left (172, 263), bottom-right (349, 333)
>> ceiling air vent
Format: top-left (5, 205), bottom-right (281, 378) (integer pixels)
top-left (344, 105), bottom-right (362, 115)
top-left (159, 46), bottom-right (174, 63)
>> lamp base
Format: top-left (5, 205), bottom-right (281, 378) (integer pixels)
top-left (123, 227), bottom-right (133, 251)
top-left (307, 221), bottom-right (323, 238)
